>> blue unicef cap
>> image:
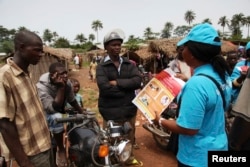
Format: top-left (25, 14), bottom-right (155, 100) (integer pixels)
top-left (245, 41), bottom-right (250, 51)
top-left (177, 23), bottom-right (221, 46)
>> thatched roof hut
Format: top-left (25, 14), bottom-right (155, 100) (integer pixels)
top-left (221, 40), bottom-right (237, 54)
top-left (135, 38), bottom-right (238, 60)
top-left (147, 38), bottom-right (181, 56)
top-left (43, 46), bottom-right (73, 60)
top-left (135, 38), bottom-right (181, 61)
top-left (29, 46), bottom-right (74, 83)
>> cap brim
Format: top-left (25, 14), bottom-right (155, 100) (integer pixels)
top-left (177, 38), bottom-right (188, 47)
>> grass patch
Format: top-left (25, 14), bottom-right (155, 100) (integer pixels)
top-left (81, 87), bottom-right (101, 120)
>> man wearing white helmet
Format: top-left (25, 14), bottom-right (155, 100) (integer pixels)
top-left (96, 29), bottom-right (143, 166)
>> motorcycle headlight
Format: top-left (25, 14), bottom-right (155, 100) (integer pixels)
top-left (116, 140), bottom-right (132, 162)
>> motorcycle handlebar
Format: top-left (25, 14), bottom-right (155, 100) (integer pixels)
top-left (55, 116), bottom-right (84, 123)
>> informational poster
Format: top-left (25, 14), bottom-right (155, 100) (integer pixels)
top-left (132, 68), bottom-right (185, 123)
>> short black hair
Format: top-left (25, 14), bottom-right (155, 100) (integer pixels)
top-left (49, 62), bottom-right (65, 73)
top-left (14, 30), bottom-right (41, 51)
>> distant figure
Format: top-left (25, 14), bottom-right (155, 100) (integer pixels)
top-left (78, 54), bottom-right (83, 69)
top-left (230, 41), bottom-right (250, 104)
top-left (96, 54), bottom-right (102, 64)
top-left (226, 51), bottom-right (239, 75)
top-left (89, 59), bottom-right (98, 82)
top-left (153, 50), bottom-right (169, 74)
top-left (73, 54), bottom-right (80, 70)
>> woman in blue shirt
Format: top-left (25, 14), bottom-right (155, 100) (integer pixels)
top-left (154, 23), bottom-right (232, 167)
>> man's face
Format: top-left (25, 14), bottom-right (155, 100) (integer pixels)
top-left (226, 53), bottom-right (238, 66)
top-left (177, 46), bottom-right (184, 60)
top-left (182, 46), bottom-right (194, 67)
top-left (55, 66), bottom-right (68, 83)
top-left (105, 40), bottom-right (122, 56)
top-left (21, 39), bottom-right (43, 65)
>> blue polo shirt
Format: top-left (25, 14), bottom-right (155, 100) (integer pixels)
top-left (230, 60), bottom-right (250, 103)
top-left (176, 64), bottom-right (232, 167)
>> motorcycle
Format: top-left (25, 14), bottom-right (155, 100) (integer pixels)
top-left (142, 102), bottom-right (178, 150)
top-left (55, 110), bottom-right (133, 167)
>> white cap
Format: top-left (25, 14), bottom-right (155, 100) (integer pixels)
top-left (103, 28), bottom-right (125, 45)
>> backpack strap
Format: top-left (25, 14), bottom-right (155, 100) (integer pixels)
top-left (197, 74), bottom-right (226, 110)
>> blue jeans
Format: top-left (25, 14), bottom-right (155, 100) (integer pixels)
top-left (46, 113), bottom-right (64, 134)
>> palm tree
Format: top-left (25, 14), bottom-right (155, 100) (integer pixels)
top-left (161, 22), bottom-right (174, 38)
top-left (43, 29), bottom-right (53, 45)
top-left (91, 20), bottom-right (103, 44)
top-left (52, 31), bottom-right (59, 41)
top-left (202, 18), bottom-right (212, 24)
top-left (218, 16), bottom-right (229, 39)
top-left (244, 16), bottom-right (250, 38)
top-left (88, 34), bottom-right (95, 42)
top-left (75, 33), bottom-right (87, 44)
top-left (231, 13), bottom-right (245, 37)
top-left (143, 27), bottom-right (154, 40)
top-left (184, 10), bottom-right (196, 25)
top-left (17, 26), bottom-right (29, 32)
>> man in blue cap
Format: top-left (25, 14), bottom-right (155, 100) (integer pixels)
top-left (154, 23), bottom-right (232, 167)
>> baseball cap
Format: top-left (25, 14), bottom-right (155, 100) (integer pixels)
top-left (178, 23), bottom-right (221, 46)
top-left (245, 41), bottom-right (250, 51)
top-left (103, 28), bottom-right (125, 45)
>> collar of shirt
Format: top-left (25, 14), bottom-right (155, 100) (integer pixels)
top-left (104, 55), bottom-right (123, 73)
top-left (7, 57), bottom-right (28, 76)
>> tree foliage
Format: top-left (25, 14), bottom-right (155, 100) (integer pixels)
top-left (173, 25), bottom-right (191, 37)
top-left (91, 20), bottom-right (103, 44)
top-left (54, 37), bottom-right (70, 48)
top-left (161, 22), bottom-right (174, 38)
top-left (1, 11), bottom-right (250, 53)
top-left (43, 29), bottom-right (53, 44)
top-left (75, 33), bottom-right (87, 44)
top-left (184, 10), bottom-right (196, 25)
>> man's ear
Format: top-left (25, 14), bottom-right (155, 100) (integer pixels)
top-left (19, 43), bottom-right (25, 50)
top-left (49, 73), bottom-right (53, 78)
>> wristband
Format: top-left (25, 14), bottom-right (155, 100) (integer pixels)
top-left (158, 118), bottom-right (165, 127)
top-left (233, 79), bottom-right (242, 87)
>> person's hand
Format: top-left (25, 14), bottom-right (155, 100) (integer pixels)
top-left (109, 80), bottom-right (117, 86)
top-left (175, 73), bottom-right (188, 82)
top-left (240, 70), bottom-right (247, 79)
top-left (50, 72), bottom-right (65, 87)
top-left (152, 111), bottom-right (161, 125)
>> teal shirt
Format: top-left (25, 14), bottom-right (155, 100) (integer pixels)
top-left (66, 93), bottom-right (83, 108)
top-left (176, 64), bottom-right (232, 167)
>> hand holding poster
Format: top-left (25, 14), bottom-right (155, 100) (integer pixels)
top-left (132, 68), bottom-right (185, 123)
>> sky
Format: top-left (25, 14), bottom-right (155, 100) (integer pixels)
top-left (0, 0), bottom-right (249, 44)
